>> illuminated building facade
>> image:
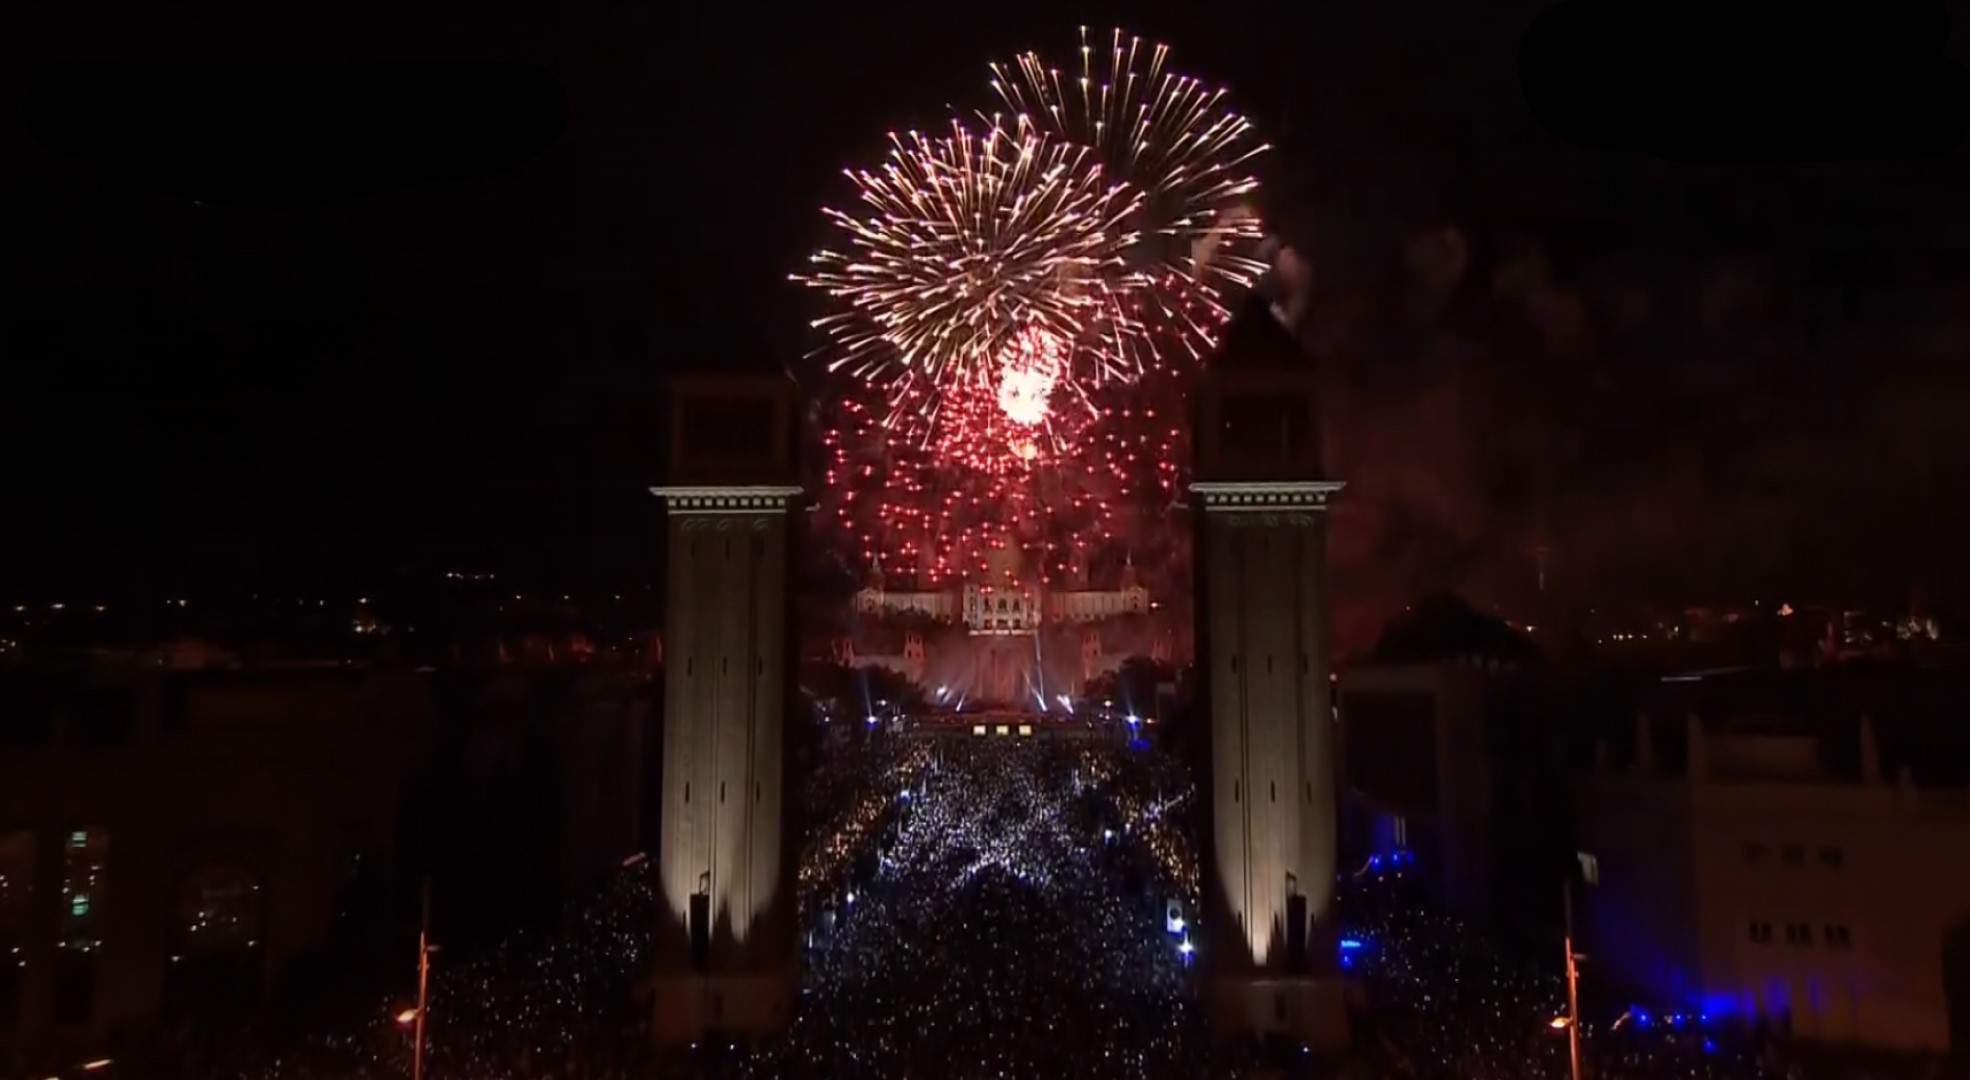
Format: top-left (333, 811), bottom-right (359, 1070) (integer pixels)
top-left (1193, 320), bottom-right (1349, 1047)
top-left (846, 545), bottom-right (1159, 705)
top-left (851, 553), bottom-right (1147, 636)
top-left (962, 579), bottom-right (1043, 635)
top-left (648, 375), bottom-right (801, 1044)
top-left (1048, 579), bottom-right (1149, 623)
top-left (850, 582), bottom-right (958, 622)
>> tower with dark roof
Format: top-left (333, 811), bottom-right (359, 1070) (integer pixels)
top-left (647, 373), bottom-right (801, 1045)
top-left (1192, 259), bottom-right (1350, 1048)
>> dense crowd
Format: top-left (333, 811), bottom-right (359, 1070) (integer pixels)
top-left (730, 738), bottom-right (1213, 1078)
top-left (217, 729), bottom-right (1918, 1079)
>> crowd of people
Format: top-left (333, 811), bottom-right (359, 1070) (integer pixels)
top-left (222, 858), bottom-right (657, 1078)
top-left (213, 727), bottom-right (1919, 1078)
top-left (1339, 866), bottom-right (1774, 1079)
top-left (729, 738), bottom-right (1213, 1078)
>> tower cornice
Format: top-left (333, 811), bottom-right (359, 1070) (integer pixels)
top-left (1188, 480), bottom-right (1344, 513)
top-left (649, 485), bottom-right (803, 515)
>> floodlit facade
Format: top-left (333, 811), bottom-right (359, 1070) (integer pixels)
top-left (1192, 318), bottom-right (1350, 1047)
top-left (649, 375), bottom-right (801, 1044)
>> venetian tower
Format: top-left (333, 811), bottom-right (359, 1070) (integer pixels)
top-left (648, 375), bottom-right (800, 1044)
top-left (1193, 275), bottom-right (1349, 1047)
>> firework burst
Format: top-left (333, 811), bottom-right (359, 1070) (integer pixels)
top-left (796, 26), bottom-right (1267, 446)
top-left (803, 28), bottom-right (1263, 584)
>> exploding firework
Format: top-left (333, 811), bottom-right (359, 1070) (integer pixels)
top-left (803, 28), bottom-right (1262, 584)
top-left (796, 26), bottom-right (1267, 446)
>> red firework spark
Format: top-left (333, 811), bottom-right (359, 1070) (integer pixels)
top-left (820, 377), bottom-right (1186, 590)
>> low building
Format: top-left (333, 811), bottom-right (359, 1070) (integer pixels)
top-left (1577, 694), bottom-right (1970, 1053)
top-left (851, 586), bottom-right (959, 622)
top-left (1046, 578), bottom-right (1149, 624)
top-left (0, 662), bottom-right (431, 1070)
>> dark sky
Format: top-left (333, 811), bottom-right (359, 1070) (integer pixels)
top-left (4, 0), bottom-right (1969, 637)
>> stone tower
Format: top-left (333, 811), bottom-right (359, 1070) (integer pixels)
top-left (1192, 298), bottom-right (1348, 1047)
top-left (648, 375), bottom-right (801, 1044)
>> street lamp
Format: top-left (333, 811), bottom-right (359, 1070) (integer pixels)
top-left (408, 879), bottom-right (436, 1080)
top-left (1561, 881), bottom-right (1584, 1080)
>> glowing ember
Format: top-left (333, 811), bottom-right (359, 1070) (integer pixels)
top-left (820, 381), bottom-right (1184, 587)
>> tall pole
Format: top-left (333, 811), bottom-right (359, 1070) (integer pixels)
top-left (1563, 879), bottom-right (1582, 1080)
top-left (413, 878), bottom-right (431, 1080)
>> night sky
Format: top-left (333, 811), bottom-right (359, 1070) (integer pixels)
top-left (4, 0), bottom-right (1968, 641)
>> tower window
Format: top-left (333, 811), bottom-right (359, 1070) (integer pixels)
top-left (1748, 921), bottom-right (1773, 944)
top-left (1785, 923), bottom-right (1813, 946)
